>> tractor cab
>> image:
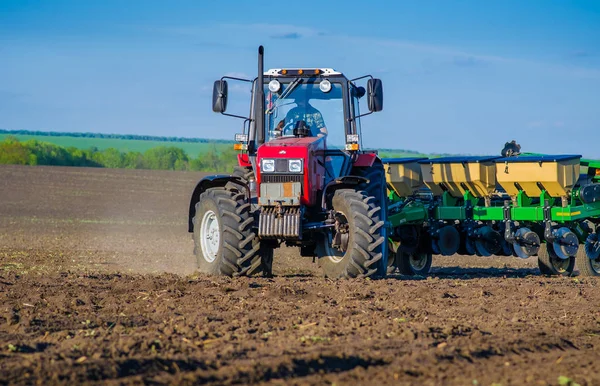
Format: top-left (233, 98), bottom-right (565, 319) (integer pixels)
top-left (259, 69), bottom-right (369, 190)
top-left (263, 69), bottom-right (351, 147)
top-left (213, 66), bottom-right (383, 181)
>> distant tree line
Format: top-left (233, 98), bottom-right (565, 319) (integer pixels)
top-left (0, 129), bottom-right (235, 144)
top-left (0, 137), bottom-right (238, 172)
top-left (0, 129), bottom-right (455, 157)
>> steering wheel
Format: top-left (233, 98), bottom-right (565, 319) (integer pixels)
top-left (281, 120), bottom-right (297, 136)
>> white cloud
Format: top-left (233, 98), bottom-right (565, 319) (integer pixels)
top-left (156, 23), bottom-right (323, 39)
top-left (154, 23), bottom-right (600, 80)
top-left (223, 72), bottom-right (252, 80)
top-left (528, 121), bottom-right (544, 128)
top-left (223, 23), bottom-right (323, 38)
top-left (527, 120), bottom-right (567, 129)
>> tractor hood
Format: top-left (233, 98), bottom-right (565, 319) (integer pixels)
top-left (257, 136), bottom-right (325, 159)
top-left (261, 136), bottom-right (323, 148)
top-left (256, 136), bottom-right (326, 206)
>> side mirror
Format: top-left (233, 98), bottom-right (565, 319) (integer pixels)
top-left (212, 80), bottom-right (228, 113)
top-left (367, 78), bottom-right (383, 112)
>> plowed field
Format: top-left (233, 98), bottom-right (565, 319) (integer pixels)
top-left (1, 165), bottom-right (599, 385)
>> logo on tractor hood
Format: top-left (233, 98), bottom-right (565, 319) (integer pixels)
top-left (279, 150), bottom-right (286, 154)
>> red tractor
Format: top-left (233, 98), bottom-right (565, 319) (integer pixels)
top-left (188, 46), bottom-right (388, 278)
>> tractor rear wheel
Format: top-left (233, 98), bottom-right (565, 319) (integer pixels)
top-left (232, 165), bottom-right (254, 180)
top-left (355, 163), bottom-right (386, 210)
top-left (317, 189), bottom-right (385, 278)
top-left (537, 243), bottom-right (575, 276)
top-left (193, 187), bottom-right (264, 276)
top-left (227, 166), bottom-right (254, 193)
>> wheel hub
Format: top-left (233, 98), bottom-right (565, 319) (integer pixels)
top-left (200, 210), bottom-right (220, 262)
top-left (326, 211), bottom-right (350, 263)
top-left (332, 212), bottom-right (350, 252)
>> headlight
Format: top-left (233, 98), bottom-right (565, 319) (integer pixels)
top-left (319, 79), bottom-right (332, 93)
top-left (346, 134), bottom-right (359, 143)
top-left (261, 159), bottom-right (275, 172)
top-left (235, 133), bottom-right (248, 142)
top-left (288, 159), bottom-right (303, 173)
top-left (268, 80), bottom-right (281, 93)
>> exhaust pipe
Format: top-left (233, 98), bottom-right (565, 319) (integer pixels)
top-left (256, 46), bottom-right (265, 147)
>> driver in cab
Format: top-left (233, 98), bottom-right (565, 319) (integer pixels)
top-left (275, 97), bottom-right (328, 138)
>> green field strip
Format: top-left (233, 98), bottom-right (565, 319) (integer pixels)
top-left (0, 134), bottom-right (232, 155)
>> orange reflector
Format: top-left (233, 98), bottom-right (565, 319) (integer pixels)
top-left (346, 144), bottom-right (360, 151)
top-left (596, 169), bottom-right (600, 176)
top-left (298, 69), bottom-right (304, 75)
top-left (281, 69), bottom-right (288, 75)
top-left (314, 69), bottom-right (320, 74)
top-left (233, 144), bottom-right (243, 150)
top-left (283, 182), bottom-right (293, 197)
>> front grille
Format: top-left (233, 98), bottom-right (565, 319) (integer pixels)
top-left (275, 159), bottom-right (288, 172)
top-left (262, 174), bottom-right (303, 183)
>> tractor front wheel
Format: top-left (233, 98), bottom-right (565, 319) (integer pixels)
top-left (193, 187), bottom-right (263, 276)
top-left (317, 190), bottom-right (385, 278)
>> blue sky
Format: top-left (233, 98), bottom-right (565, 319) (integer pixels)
top-left (1, 1), bottom-right (599, 156)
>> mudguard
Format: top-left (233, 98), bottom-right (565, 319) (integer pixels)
top-left (321, 176), bottom-right (369, 210)
top-left (188, 175), bottom-right (246, 232)
top-left (353, 153), bottom-right (378, 167)
top-left (238, 153), bottom-right (252, 167)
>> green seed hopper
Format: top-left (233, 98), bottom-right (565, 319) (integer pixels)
top-left (383, 153), bottom-right (600, 277)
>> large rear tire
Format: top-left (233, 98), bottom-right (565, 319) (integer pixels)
top-left (226, 166), bottom-right (254, 192)
top-left (231, 166), bottom-right (254, 183)
top-left (193, 188), bottom-right (263, 276)
top-left (355, 161), bottom-right (388, 276)
top-left (355, 163), bottom-right (386, 209)
top-left (317, 190), bottom-right (385, 278)
top-left (537, 243), bottom-right (575, 276)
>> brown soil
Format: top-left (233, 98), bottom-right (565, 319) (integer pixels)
top-left (1, 165), bottom-right (599, 385)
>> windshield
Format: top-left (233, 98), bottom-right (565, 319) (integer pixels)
top-left (265, 80), bottom-right (345, 148)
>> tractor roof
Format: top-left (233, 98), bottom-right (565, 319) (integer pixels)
top-left (264, 68), bottom-right (343, 77)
